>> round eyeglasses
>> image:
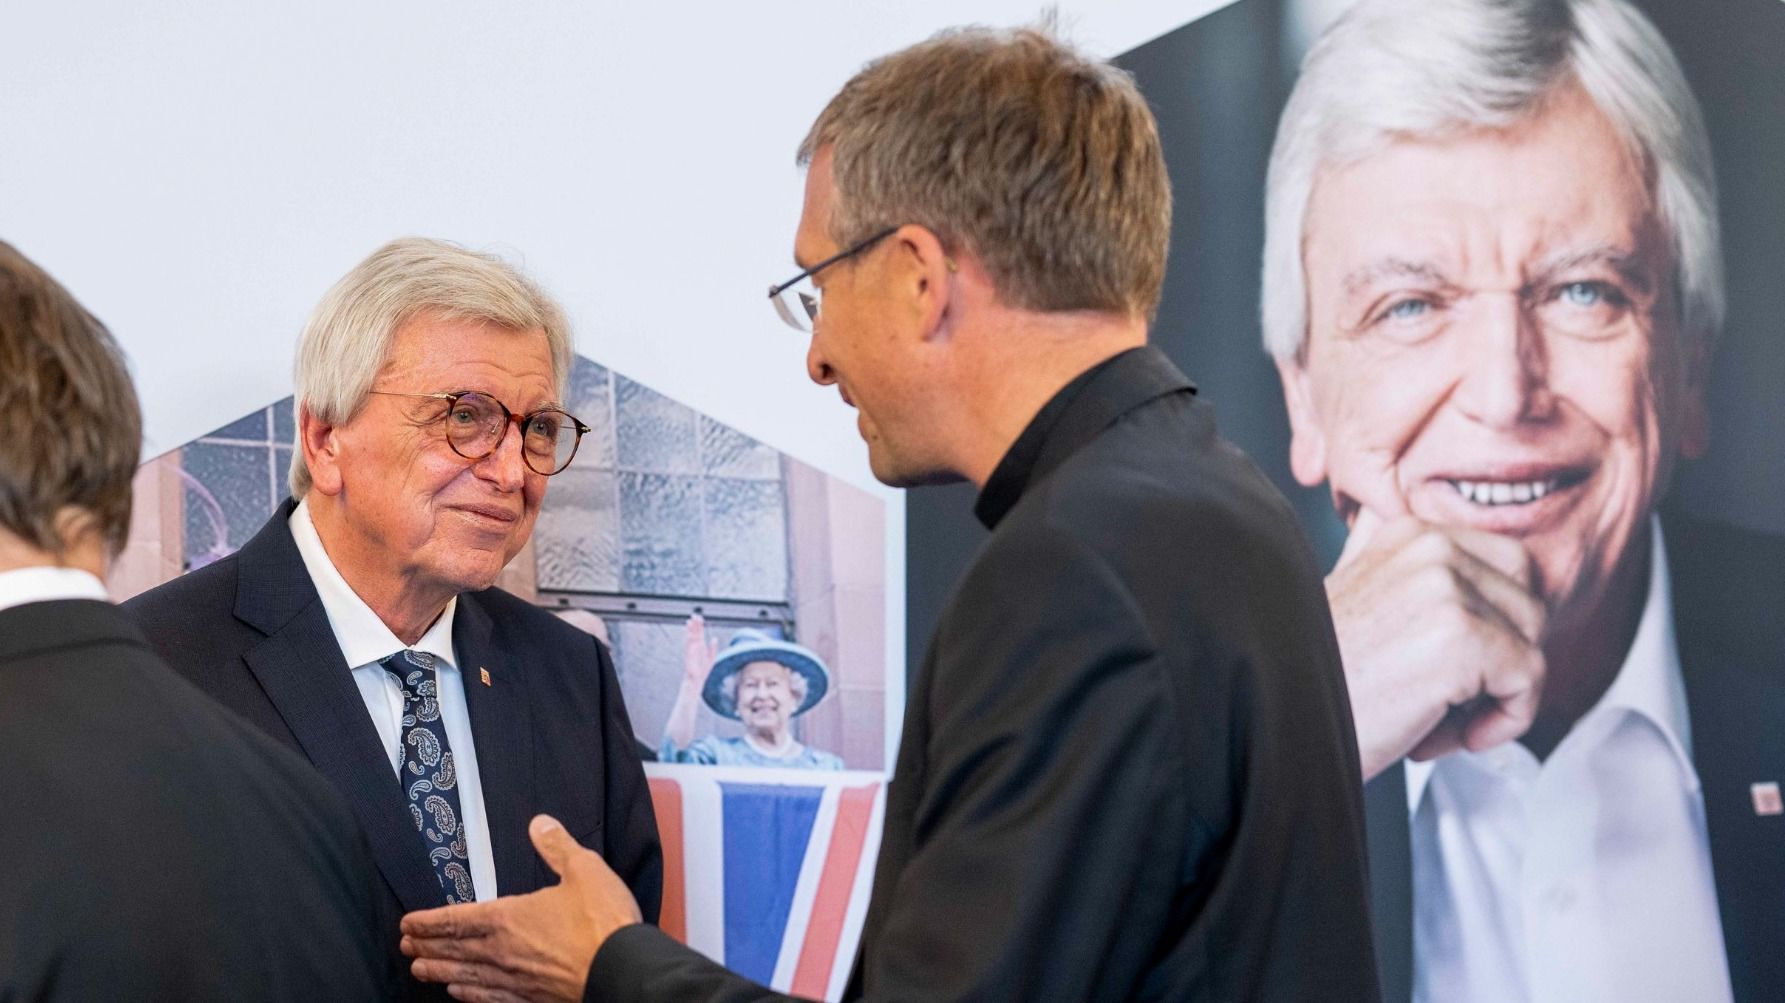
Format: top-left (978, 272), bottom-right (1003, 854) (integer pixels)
top-left (369, 390), bottom-right (590, 475)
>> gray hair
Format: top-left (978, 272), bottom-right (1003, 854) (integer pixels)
top-left (289, 237), bottom-right (573, 496)
top-left (1261, 0), bottom-right (1722, 361)
top-left (798, 25), bottom-right (1172, 320)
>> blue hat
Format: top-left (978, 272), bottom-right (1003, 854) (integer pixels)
top-left (702, 629), bottom-right (832, 720)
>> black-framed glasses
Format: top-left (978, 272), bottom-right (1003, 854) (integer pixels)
top-left (767, 226), bottom-right (899, 332)
top-left (369, 390), bottom-right (591, 475)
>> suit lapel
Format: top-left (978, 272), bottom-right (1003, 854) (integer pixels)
top-left (234, 502), bottom-right (446, 913)
top-left (1363, 764), bottom-right (1414, 1003)
top-left (1666, 515), bottom-right (1785, 1002)
top-left (455, 593), bottom-right (537, 896)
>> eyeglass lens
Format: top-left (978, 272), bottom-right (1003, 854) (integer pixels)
top-left (771, 282), bottom-right (820, 333)
top-left (444, 392), bottom-right (581, 474)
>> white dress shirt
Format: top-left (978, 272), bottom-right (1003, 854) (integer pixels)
top-left (0, 565), bottom-right (110, 614)
top-left (1407, 518), bottom-right (1733, 1003)
top-left (288, 500), bottom-right (498, 902)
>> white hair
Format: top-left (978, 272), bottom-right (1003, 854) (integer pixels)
top-left (288, 237), bottom-right (573, 496)
top-left (1261, 0), bottom-right (1722, 361)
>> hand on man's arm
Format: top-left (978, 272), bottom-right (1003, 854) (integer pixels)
top-left (402, 815), bottom-right (642, 1003)
top-left (1328, 508), bottom-right (1548, 781)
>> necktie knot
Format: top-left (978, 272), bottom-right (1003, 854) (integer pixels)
top-left (381, 650), bottom-right (442, 724)
top-left (382, 647), bottom-right (436, 678)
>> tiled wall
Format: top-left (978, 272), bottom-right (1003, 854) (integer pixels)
top-left (176, 398), bottom-right (295, 570)
top-left (534, 356), bottom-right (790, 601)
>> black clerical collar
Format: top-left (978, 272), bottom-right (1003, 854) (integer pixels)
top-left (973, 346), bottom-right (1196, 530)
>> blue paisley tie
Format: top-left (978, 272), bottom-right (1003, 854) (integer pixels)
top-left (382, 649), bottom-right (475, 904)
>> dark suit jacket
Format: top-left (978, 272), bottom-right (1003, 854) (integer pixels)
top-left (124, 501), bottom-right (663, 1002)
top-left (0, 598), bottom-right (392, 1001)
top-left (1364, 513), bottom-right (1785, 1003)
top-left (584, 347), bottom-right (1381, 1001)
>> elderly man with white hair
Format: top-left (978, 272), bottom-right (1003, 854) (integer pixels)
top-left (125, 237), bottom-right (663, 1003)
top-left (1265, 0), bottom-right (1785, 1000)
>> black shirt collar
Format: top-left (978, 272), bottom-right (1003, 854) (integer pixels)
top-left (973, 346), bottom-right (1196, 530)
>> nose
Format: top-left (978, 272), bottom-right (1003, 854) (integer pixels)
top-left (475, 417), bottom-right (529, 492)
top-left (806, 335), bottom-right (835, 386)
top-left (1449, 293), bottom-right (1554, 429)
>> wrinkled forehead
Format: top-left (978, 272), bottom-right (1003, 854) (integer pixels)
top-left (1326, 83), bottom-right (1653, 209)
top-left (378, 311), bottom-right (562, 395)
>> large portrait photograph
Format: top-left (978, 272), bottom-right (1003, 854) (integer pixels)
top-left (1116, 1), bottom-right (1785, 999)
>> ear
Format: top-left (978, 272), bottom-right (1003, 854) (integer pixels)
top-left (298, 403), bottom-right (347, 497)
top-left (1276, 354), bottom-right (1330, 487)
top-left (889, 224), bottom-right (956, 343)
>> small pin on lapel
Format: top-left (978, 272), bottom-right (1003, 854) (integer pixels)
top-left (1751, 781), bottom-right (1782, 816)
top-left (480, 667), bottom-right (492, 687)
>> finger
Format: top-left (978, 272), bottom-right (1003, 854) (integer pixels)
top-left (1443, 527), bottom-right (1536, 591)
top-left (402, 902), bottom-right (499, 939)
top-left (1447, 547), bottom-right (1547, 644)
top-left (1336, 505), bottom-right (1386, 570)
top-left (1334, 509), bottom-right (1440, 579)
top-left (529, 814), bottom-right (582, 879)
top-left (1425, 639), bottom-right (1541, 758)
top-left (412, 957), bottom-right (520, 991)
top-left (1473, 646), bottom-right (1544, 741)
top-left (403, 933), bottom-right (501, 964)
top-left (448, 984), bottom-right (531, 1003)
top-left (1461, 698), bottom-right (1535, 753)
top-left (1407, 706), bottom-right (1467, 763)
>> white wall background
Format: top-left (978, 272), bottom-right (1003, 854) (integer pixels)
top-left (0, 0), bottom-right (1235, 760)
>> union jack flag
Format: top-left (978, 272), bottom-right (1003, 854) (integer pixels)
top-left (644, 763), bottom-right (887, 1001)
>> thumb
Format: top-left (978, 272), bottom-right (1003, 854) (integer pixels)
top-left (529, 814), bottom-right (579, 879)
top-left (1336, 505), bottom-right (1386, 570)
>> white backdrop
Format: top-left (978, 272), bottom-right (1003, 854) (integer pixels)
top-left (0, 0), bottom-right (1234, 760)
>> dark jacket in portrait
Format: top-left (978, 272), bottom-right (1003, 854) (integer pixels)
top-left (0, 598), bottom-right (394, 1002)
top-left (123, 501), bottom-right (663, 1003)
top-left (584, 347), bottom-right (1381, 1001)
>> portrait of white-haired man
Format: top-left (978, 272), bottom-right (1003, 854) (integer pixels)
top-left (1261, 0), bottom-right (1785, 1000)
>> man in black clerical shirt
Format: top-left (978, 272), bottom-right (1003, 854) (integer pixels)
top-left (402, 26), bottom-right (1380, 1002)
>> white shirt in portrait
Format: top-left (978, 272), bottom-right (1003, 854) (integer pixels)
top-left (1406, 518), bottom-right (1732, 1003)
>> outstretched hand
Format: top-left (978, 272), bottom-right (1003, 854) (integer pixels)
top-left (401, 814), bottom-right (644, 1003)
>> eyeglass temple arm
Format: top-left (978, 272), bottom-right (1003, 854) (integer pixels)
top-left (767, 226), bottom-right (900, 298)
